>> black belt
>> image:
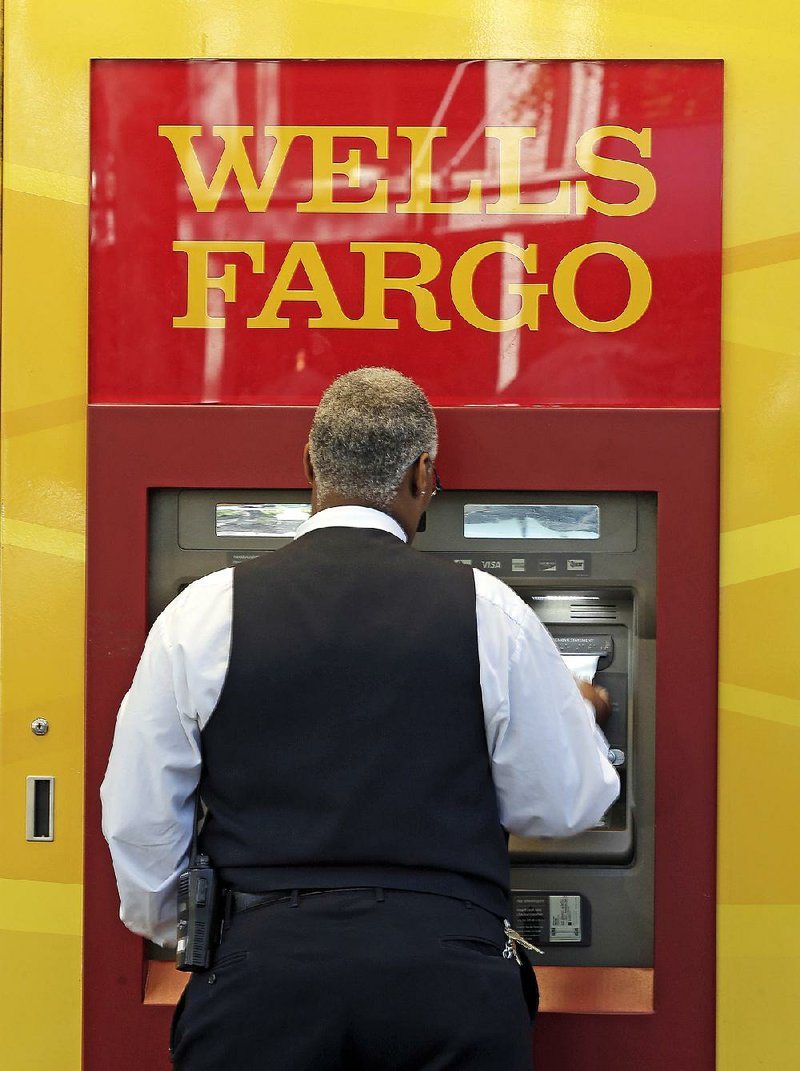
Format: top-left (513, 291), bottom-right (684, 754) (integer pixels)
top-left (225, 886), bottom-right (382, 918)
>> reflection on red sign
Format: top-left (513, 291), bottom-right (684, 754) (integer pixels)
top-left (89, 60), bottom-right (722, 407)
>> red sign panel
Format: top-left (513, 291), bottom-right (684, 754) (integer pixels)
top-left (90, 60), bottom-right (722, 407)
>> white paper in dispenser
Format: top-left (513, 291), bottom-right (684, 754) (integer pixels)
top-left (562, 654), bottom-right (601, 682)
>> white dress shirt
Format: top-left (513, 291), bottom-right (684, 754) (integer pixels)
top-left (101, 506), bottom-right (619, 946)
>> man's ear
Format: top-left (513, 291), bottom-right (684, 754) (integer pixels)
top-left (302, 442), bottom-right (315, 486)
top-left (412, 453), bottom-right (430, 499)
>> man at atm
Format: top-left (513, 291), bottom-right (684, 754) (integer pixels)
top-left (101, 367), bottom-right (618, 1071)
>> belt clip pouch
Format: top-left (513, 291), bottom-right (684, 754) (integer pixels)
top-left (176, 857), bottom-right (220, 972)
top-left (516, 945), bottom-right (540, 1023)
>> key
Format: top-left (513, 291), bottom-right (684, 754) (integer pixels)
top-left (503, 920), bottom-right (544, 958)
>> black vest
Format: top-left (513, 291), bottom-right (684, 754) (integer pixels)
top-left (199, 526), bottom-right (511, 917)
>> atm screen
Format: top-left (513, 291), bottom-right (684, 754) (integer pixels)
top-left (464, 503), bottom-right (600, 540)
top-left (216, 502), bottom-right (311, 537)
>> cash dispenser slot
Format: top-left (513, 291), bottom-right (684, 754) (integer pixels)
top-left (553, 635), bottom-right (624, 769)
top-left (507, 590), bottom-right (634, 866)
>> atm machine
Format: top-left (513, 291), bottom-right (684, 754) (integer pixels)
top-left (85, 404), bottom-right (717, 1071)
top-left (148, 486), bottom-right (656, 972)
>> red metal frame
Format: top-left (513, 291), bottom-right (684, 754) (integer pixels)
top-left (85, 404), bottom-right (718, 1070)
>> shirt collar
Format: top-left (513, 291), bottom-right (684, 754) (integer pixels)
top-left (294, 505), bottom-right (408, 543)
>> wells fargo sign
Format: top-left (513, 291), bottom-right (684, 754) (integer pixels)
top-left (160, 123), bottom-right (655, 334)
top-left (90, 60), bottom-right (722, 406)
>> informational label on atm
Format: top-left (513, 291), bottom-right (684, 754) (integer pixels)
top-left (512, 892), bottom-right (592, 947)
top-left (436, 553), bottom-right (591, 577)
top-left (549, 895), bottom-right (583, 942)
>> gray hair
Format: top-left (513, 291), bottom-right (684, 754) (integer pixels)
top-left (309, 367), bottom-right (438, 508)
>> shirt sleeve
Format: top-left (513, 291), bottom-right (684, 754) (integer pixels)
top-left (475, 570), bottom-right (620, 838)
top-left (100, 569), bottom-right (233, 947)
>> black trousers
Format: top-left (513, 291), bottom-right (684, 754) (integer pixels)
top-left (171, 888), bottom-right (534, 1070)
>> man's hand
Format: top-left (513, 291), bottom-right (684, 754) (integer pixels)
top-left (575, 679), bottom-right (612, 728)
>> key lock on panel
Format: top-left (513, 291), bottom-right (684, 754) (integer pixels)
top-left (148, 489), bottom-right (656, 970)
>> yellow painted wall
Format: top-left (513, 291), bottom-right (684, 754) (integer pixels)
top-left (1, 3), bottom-right (797, 1069)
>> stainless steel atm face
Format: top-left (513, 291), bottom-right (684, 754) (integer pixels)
top-left (149, 489), bottom-right (656, 969)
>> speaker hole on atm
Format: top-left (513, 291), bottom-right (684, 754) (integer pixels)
top-left (570, 604), bottom-right (618, 620)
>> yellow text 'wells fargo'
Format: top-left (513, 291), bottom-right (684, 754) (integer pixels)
top-left (160, 125), bottom-right (657, 334)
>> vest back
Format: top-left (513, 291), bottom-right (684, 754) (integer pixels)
top-left (200, 526), bottom-right (511, 916)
